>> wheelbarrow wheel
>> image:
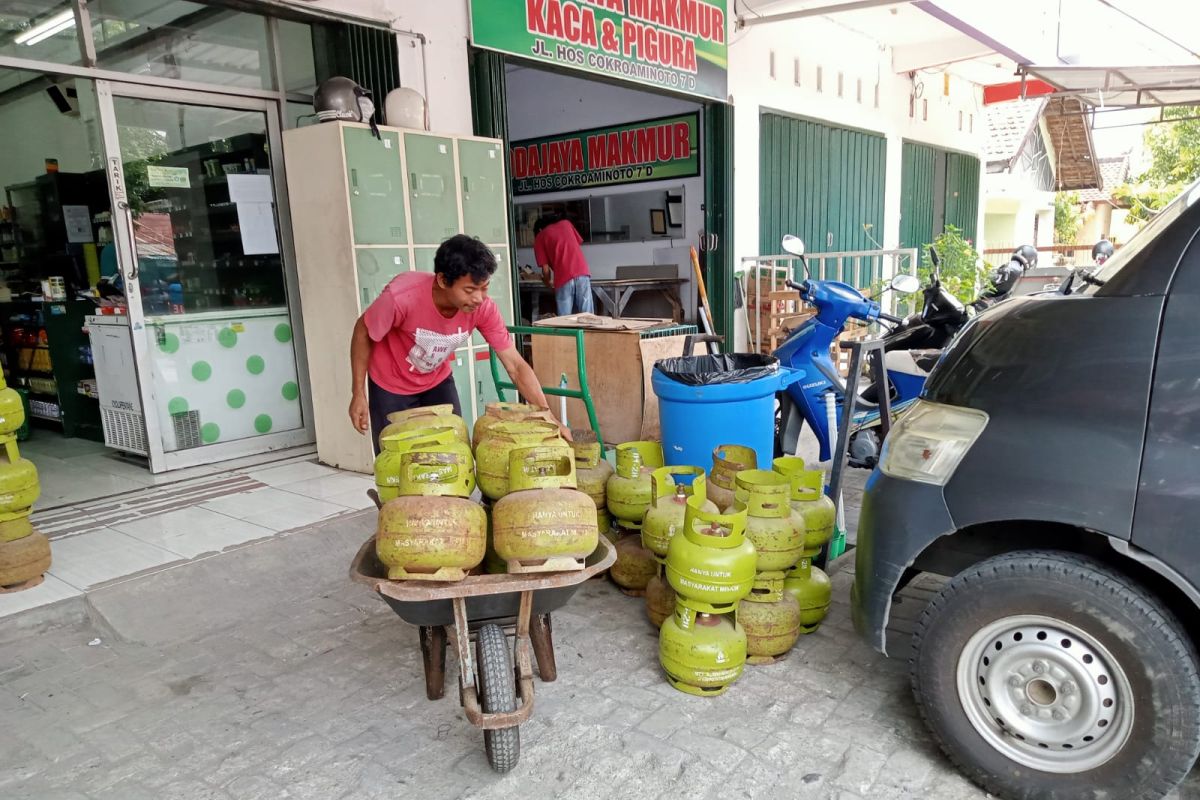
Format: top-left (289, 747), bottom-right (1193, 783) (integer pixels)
top-left (476, 623), bottom-right (520, 772)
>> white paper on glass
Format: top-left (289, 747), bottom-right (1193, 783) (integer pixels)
top-left (236, 202), bottom-right (279, 255)
top-left (227, 174), bottom-right (274, 204)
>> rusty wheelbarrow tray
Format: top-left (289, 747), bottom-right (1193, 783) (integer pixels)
top-left (349, 534), bottom-right (616, 772)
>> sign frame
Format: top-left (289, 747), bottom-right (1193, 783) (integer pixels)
top-left (508, 111), bottom-right (701, 196)
top-left (469, 0), bottom-right (728, 102)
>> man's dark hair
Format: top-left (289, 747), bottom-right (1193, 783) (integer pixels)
top-left (533, 213), bottom-right (562, 236)
top-left (434, 234), bottom-right (496, 285)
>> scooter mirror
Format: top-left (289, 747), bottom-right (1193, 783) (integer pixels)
top-left (781, 235), bottom-right (805, 257)
top-left (890, 274), bottom-right (921, 294)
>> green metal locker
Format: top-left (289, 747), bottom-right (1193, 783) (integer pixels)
top-left (413, 247), bottom-right (437, 273)
top-left (404, 133), bottom-right (460, 245)
top-left (900, 142), bottom-right (936, 252)
top-left (458, 139), bottom-right (509, 244)
top-left (758, 113), bottom-right (886, 275)
top-left (355, 248), bottom-right (408, 311)
top-left (450, 349), bottom-right (475, 429)
top-left (474, 249), bottom-right (513, 347)
top-left (473, 347), bottom-right (503, 414)
top-left (343, 127), bottom-right (407, 245)
top-left (944, 152), bottom-right (981, 242)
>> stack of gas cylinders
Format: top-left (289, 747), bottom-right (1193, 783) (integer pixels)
top-left (0, 373), bottom-right (48, 593)
top-left (372, 403), bottom-right (598, 580)
top-left (601, 440), bottom-right (836, 696)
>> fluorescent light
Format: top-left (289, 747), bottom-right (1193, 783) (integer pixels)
top-left (15, 10), bottom-right (76, 46)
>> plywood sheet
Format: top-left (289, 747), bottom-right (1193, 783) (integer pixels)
top-left (531, 330), bottom-right (687, 445)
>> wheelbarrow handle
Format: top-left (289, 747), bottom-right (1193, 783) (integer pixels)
top-left (683, 333), bottom-right (724, 356)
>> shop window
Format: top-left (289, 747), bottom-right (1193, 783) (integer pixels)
top-left (0, 2), bottom-right (83, 64)
top-left (88, 0), bottom-right (273, 90)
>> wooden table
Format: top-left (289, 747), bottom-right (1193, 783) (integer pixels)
top-left (519, 277), bottom-right (686, 322)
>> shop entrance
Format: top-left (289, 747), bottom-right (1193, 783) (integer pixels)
top-left (468, 52), bottom-right (734, 341)
top-left (98, 82), bottom-right (309, 474)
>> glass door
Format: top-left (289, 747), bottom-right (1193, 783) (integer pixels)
top-left (97, 81), bottom-right (311, 472)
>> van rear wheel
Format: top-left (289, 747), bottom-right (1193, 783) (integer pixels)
top-left (911, 550), bottom-right (1200, 800)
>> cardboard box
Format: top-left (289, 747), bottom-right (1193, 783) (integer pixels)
top-left (530, 315), bottom-right (690, 444)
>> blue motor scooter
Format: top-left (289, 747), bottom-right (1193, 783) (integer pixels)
top-left (772, 236), bottom-right (922, 466)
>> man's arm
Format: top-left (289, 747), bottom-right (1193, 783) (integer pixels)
top-left (349, 316), bottom-right (371, 434)
top-left (495, 345), bottom-right (573, 442)
top-left (540, 264), bottom-right (553, 287)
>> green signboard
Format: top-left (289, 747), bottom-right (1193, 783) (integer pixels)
top-left (470, 0), bottom-right (728, 101)
top-left (510, 112), bottom-right (699, 195)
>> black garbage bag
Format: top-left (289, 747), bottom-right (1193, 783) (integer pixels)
top-left (654, 354), bottom-right (780, 386)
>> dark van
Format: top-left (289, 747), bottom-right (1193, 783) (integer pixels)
top-left (853, 181), bottom-right (1200, 800)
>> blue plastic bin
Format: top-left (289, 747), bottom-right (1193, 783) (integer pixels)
top-left (652, 357), bottom-right (804, 470)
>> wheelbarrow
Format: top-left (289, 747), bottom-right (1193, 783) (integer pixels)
top-left (348, 532), bottom-right (616, 772)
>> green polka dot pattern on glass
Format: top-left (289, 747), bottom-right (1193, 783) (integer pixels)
top-left (227, 389), bottom-right (246, 409)
top-left (281, 382), bottom-right (299, 401)
top-left (246, 355), bottom-right (265, 375)
top-left (201, 423), bottom-right (220, 443)
top-left (274, 323), bottom-right (292, 343)
top-left (254, 414), bottom-right (273, 433)
top-left (158, 333), bottom-right (180, 354)
top-left (167, 396), bottom-right (188, 416)
top-left (217, 327), bottom-right (238, 348)
top-left (191, 361), bottom-right (212, 382)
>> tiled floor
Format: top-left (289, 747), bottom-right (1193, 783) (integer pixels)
top-left (20, 431), bottom-right (320, 510)
top-left (2, 457), bottom-right (374, 620)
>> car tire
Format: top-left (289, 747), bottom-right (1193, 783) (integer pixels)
top-left (911, 549), bottom-right (1200, 800)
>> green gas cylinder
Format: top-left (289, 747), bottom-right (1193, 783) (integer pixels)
top-left (645, 570), bottom-right (676, 628)
top-left (746, 570), bottom-right (786, 603)
top-left (492, 445), bottom-right (597, 573)
top-left (659, 604), bottom-right (747, 696)
top-left (0, 387), bottom-right (26, 438)
top-left (375, 428), bottom-right (474, 502)
top-left (572, 431), bottom-right (613, 509)
top-left (733, 470), bottom-right (804, 572)
top-left (0, 529), bottom-right (50, 589)
top-left (611, 532), bottom-right (657, 592)
top-left (476, 420), bottom-right (564, 501)
top-left (665, 494), bottom-right (756, 614)
top-left (0, 439), bottom-right (38, 521)
top-left (376, 494), bottom-right (486, 582)
top-left (379, 403), bottom-right (470, 447)
top-left (708, 444), bottom-right (757, 512)
top-left (605, 441), bottom-right (663, 529)
top-left (786, 468), bottom-right (836, 557)
top-left (597, 508), bottom-right (619, 543)
top-left (473, 402), bottom-right (554, 449)
top-left (784, 556), bottom-right (833, 633)
top-left (739, 592), bottom-right (802, 663)
top-left (641, 466), bottom-right (717, 558)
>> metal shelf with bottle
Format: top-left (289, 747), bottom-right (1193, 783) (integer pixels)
top-left (0, 299), bottom-right (102, 439)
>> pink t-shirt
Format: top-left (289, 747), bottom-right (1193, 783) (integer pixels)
top-left (533, 220), bottom-right (590, 290)
top-left (364, 271), bottom-right (513, 395)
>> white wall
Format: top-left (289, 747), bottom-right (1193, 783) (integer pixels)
top-left (727, 16), bottom-right (986, 261)
top-left (277, 0), bottom-right (475, 134)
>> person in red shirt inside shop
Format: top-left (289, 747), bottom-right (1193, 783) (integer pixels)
top-left (348, 234), bottom-right (568, 449)
top-left (534, 214), bottom-right (594, 315)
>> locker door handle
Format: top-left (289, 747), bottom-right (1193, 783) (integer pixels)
top-left (350, 168), bottom-right (360, 196)
top-left (409, 172), bottom-right (417, 192)
top-left (462, 176), bottom-right (470, 195)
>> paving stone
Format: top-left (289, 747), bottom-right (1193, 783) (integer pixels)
top-left (1, 506), bottom-right (1198, 800)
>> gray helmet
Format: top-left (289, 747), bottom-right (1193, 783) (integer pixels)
top-left (314, 77), bottom-right (375, 124)
top-left (1012, 244), bottom-right (1038, 270)
top-left (1092, 239), bottom-right (1114, 264)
